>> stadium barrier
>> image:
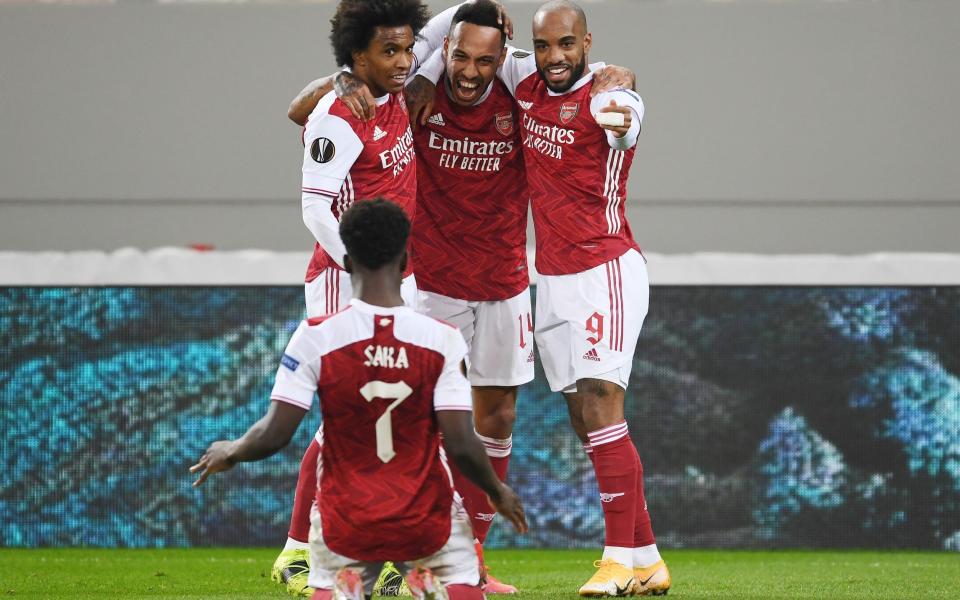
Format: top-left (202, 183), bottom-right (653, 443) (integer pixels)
top-left (1, 251), bottom-right (958, 550)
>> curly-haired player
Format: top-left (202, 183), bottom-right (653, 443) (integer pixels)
top-left (278, 0), bottom-right (432, 596)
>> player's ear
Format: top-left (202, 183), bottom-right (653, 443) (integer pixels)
top-left (352, 50), bottom-right (366, 69)
top-left (343, 255), bottom-right (354, 274)
top-left (443, 36), bottom-right (450, 61)
top-left (583, 32), bottom-right (592, 55)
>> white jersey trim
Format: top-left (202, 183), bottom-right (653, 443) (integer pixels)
top-left (602, 148), bottom-right (626, 235)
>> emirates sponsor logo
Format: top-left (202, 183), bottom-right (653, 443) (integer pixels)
top-left (600, 492), bottom-right (625, 503)
top-left (428, 113), bottom-right (446, 127)
top-left (559, 101), bottom-right (579, 124)
top-left (518, 100), bottom-right (534, 111)
top-left (583, 348), bottom-right (601, 361)
top-left (379, 126), bottom-right (415, 176)
top-left (495, 111), bottom-right (514, 136)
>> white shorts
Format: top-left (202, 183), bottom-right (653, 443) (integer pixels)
top-left (306, 503), bottom-right (480, 594)
top-left (305, 268), bottom-right (417, 318)
top-left (535, 249), bottom-right (649, 393)
top-left (418, 288), bottom-right (535, 387)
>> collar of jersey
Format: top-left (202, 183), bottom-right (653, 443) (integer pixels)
top-left (443, 74), bottom-right (495, 106)
top-left (546, 61), bottom-right (606, 97)
top-left (349, 298), bottom-right (410, 314)
top-left (374, 93), bottom-right (391, 106)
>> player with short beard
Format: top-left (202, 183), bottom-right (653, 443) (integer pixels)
top-left (192, 199), bottom-right (527, 600)
top-left (413, 0), bottom-right (671, 596)
top-left (288, 2), bottom-right (634, 594)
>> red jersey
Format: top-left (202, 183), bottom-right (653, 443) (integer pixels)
top-left (270, 300), bottom-right (472, 561)
top-left (412, 78), bottom-right (529, 301)
top-left (498, 52), bottom-right (644, 276)
top-left (301, 92), bottom-right (417, 283)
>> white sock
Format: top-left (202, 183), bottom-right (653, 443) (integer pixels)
top-left (633, 543), bottom-right (661, 568)
top-left (601, 546), bottom-right (633, 568)
top-left (283, 537), bottom-right (310, 552)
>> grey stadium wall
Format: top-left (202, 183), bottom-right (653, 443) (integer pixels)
top-left (0, 0), bottom-right (959, 254)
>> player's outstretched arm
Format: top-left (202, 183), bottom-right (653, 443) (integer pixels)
top-left (190, 401), bottom-right (307, 487)
top-left (438, 410), bottom-right (528, 534)
top-left (288, 71), bottom-right (378, 126)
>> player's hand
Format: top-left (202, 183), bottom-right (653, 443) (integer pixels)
top-left (486, 0), bottom-right (514, 40)
top-left (190, 440), bottom-right (237, 487)
top-left (488, 483), bottom-right (528, 534)
top-left (597, 100), bottom-right (632, 138)
top-left (590, 64), bottom-right (635, 97)
top-left (404, 75), bottom-right (437, 131)
top-left (335, 71), bottom-right (377, 121)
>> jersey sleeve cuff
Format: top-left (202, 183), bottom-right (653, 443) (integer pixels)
top-left (270, 385), bottom-right (314, 411)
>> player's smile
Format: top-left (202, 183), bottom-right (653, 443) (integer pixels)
top-left (453, 76), bottom-right (483, 102)
top-left (444, 21), bottom-right (506, 107)
top-left (544, 63), bottom-right (572, 85)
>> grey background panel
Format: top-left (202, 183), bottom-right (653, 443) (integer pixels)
top-left (1, 1), bottom-right (958, 252)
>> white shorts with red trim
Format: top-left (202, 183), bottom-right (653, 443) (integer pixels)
top-left (534, 249), bottom-right (648, 393)
top-left (304, 267), bottom-right (417, 318)
top-left (306, 503), bottom-right (480, 594)
top-left (417, 288), bottom-right (535, 387)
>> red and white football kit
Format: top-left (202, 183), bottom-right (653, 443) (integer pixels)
top-left (494, 51), bottom-right (647, 394)
top-left (270, 300), bottom-right (479, 593)
top-left (301, 91), bottom-right (418, 318)
top-left (412, 77), bottom-right (534, 388)
top-left (413, 6), bottom-right (662, 576)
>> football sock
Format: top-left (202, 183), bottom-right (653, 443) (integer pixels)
top-left (450, 434), bottom-right (512, 543)
top-left (583, 442), bottom-right (595, 466)
top-left (446, 584), bottom-right (485, 599)
top-left (633, 543), bottom-right (662, 568)
top-left (601, 546), bottom-right (633, 567)
top-left (288, 437), bottom-right (321, 543)
top-left (308, 590), bottom-right (332, 600)
top-left (631, 443), bottom-right (657, 550)
top-left (283, 537), bottom-right (310, 552)
top-left (588, 422), bottom-right (638, 551)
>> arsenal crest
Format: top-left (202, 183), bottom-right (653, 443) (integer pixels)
top-left (495, 112), bottom-right (514, 136)
top-left (559, 101), bottom-right (579, 124)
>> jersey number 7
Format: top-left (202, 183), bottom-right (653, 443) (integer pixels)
top-left (359, 380), bottom-right (413, 463)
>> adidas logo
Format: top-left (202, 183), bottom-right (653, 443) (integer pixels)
top-left (427, 113), bottom-right (445, 127)
top-left (526, 350), bottom-right (535, 364)
top-left (600, 492), bottom-right (625, 503)
top-left (518, 100), bottom-right (533, 111)
top-left (373, 126), bottom-right (387, 141)
top-left (583, 348), bottom-right (601, 361)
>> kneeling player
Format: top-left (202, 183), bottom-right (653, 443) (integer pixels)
top-left (191, 199), bottom-right (527, 600)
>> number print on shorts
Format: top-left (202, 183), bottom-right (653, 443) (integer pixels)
top-left (359, 380), bottom-right (413, 463)
top-left (586, 311), bottom-right (605, 346)
top-left (518, 312), bottom-right (534, 348)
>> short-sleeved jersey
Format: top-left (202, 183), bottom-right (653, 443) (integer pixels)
top-left (498, 52), bottom-right (644, 276)
top-left (302, 92), bottom-right (417, 283)
top-left (412, 78), bottom-right (528, 301)
top-left (271, 299), bottom-right (472, 562)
